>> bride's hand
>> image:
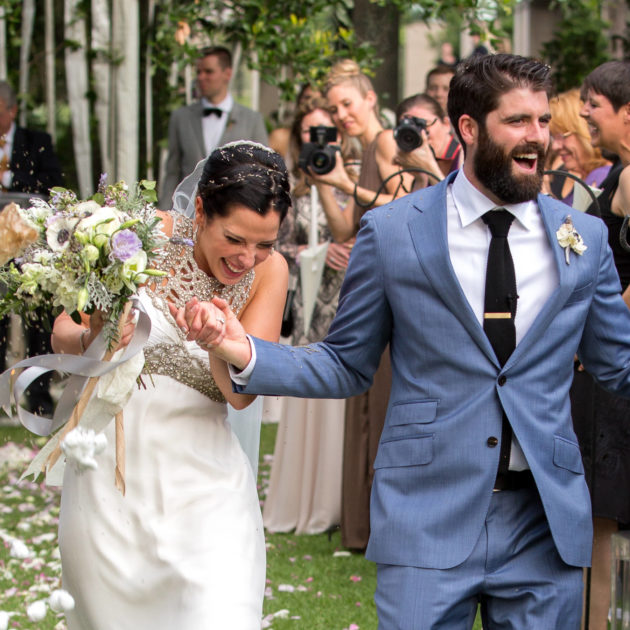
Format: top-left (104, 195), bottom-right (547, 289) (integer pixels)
top-left (168, 297), bottom-right (253, 368)
top-left (83, 308), bottom-right (137, 352)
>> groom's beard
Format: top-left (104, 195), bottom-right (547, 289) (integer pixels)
top-left (473, 124), bottom-right (547, 204)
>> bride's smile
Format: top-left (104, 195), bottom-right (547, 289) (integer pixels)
top-left (193, 201), bottom-right (280, 285)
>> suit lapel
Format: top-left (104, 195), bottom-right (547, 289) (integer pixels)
top-left (189, 102), bottom-right (206, 157)
top-left (503, 194), bottom-right (579, 370)
top-left (407, 179), bottom-right (498, 365)
top-left (10, 127), bottom-right (26, 165)
top-left (220, 103), bottom-right (241, 144)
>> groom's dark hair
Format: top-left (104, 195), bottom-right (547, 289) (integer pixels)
top-left (447, 53), bottom-right (552, 149)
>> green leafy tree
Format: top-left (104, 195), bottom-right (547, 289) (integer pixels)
top-left (541, 0), bottom-right (611, 91)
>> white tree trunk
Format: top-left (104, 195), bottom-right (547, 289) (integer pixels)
top-left (91, 0), bottom-right (112, 178)
top-left (64, 0), bottom-right (93, 197)
top-left (19, 0), bottom-right (35, 128)
top-left (145, 0), bottom-right (156, 180)
top-left (158, 61), bottom-right (180, 191)
top-left (44, 0), bottom-right (55, 142)
top-left (112, 0), bottom-right (139, 183)
top-left (0, 7), bottom-right (7, 81)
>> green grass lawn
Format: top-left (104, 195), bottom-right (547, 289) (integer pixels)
top-left (1, 419), bottom-right (482, 629)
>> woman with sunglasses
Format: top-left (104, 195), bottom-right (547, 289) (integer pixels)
top-left (393, 93), bottom-right (462, 189)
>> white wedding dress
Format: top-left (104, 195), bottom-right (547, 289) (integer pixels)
top-left (58, 215), bottom-right (265, 630)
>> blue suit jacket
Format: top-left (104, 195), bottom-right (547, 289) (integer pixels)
top-left (238, 174), bottom-right (630, 569)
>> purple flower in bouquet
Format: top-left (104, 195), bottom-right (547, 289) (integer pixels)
top-left (110, 229), bottom-right (142, 261)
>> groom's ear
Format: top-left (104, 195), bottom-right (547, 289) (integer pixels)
top-left (458, 114), bottom-right (478, 150)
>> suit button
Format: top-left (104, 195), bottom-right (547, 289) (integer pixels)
top-left (498, 375), bottom-right (507, 386)
top-left (487, 436), bottom-right (499, 447)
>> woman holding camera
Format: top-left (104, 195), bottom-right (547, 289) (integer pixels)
top-left (394, 93), bottom-right (462, 189)
top-left (263, 96), bottom-right (359, 535)
top-left (304, 59), bottom-right (413, 551)
top-left (309, 59), bottom-right (413, 244)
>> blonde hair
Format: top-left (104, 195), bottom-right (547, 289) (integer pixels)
top-left (323, 59), bottom-right (374, 99)
top-left (549, 89), bottom-right (608, 175)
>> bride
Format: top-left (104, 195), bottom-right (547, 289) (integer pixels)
top-left (50, 142), bottom-right (291, 629)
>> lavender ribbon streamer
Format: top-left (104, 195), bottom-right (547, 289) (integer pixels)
top-left (0, 299), bottom-right (151, 436)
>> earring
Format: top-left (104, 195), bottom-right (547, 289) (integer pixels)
top-left (193, 224), bottom-right (199, 242)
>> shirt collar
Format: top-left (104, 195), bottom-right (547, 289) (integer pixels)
top-left (451, 168), bottom-right (538, 231)
top-left (201, 93), bottom-right (233, 114)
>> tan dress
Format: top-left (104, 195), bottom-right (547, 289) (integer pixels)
top-left (343, 134), bottom-right (392, 550)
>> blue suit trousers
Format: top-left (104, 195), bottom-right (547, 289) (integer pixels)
top-left (375, 486), bottom-right (583, 629)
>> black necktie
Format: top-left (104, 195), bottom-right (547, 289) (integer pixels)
top-left (482, 208), bottom-right (517, 475)
top-left (203, 107), bottom-right (223, 117)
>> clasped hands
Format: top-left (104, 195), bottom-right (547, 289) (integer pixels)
top-left (168, 297), bottom-right (251, 369)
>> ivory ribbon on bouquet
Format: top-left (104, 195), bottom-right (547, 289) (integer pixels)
top-left (0, 298), bottom-right (151, 489)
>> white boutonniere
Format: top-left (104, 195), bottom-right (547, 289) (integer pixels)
top-left (556, 215), bottom-right (587, 264)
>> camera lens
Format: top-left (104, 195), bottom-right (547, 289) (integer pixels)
top-left (394, 118), bottom-right (424, 153)
top-left (395, 127), bottom-right (422, 152)
top-left (312, 150), bottom-right (331, 173)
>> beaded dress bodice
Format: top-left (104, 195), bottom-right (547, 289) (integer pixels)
top-left (141, 213), bottom-right (254, 402)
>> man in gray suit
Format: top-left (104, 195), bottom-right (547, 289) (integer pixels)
top-left (159, 46), bottom-right (268, 209)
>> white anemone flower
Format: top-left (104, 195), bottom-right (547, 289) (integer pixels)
top-left (46, 216), bottom-right (78, 252)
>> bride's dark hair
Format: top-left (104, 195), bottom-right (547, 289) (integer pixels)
top-left (197, 142), bottom-right (291, 222)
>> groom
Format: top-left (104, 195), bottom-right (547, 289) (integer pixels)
top-left (181, 54), bottom-right (630, 628)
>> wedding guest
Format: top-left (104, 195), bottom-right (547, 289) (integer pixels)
top-left (264, 96), bottom-right (358, 535)
top-left (159, 46), bottom-right (268, 209)
top-left (306, 59), bottom-right (413, 551)
top-left (547, 89), bottom-right (610, 207)
top-left (394, 93), bottom-right (462, 189)
top-left (0, 80), bottom-right (63, 416)
top-left (52, 142), bottom-right (291, 629)
top-left (437, 42), bottom-right (459, 68)
top-left (268, 84), bottom-right (319, 160)
top-left (578, 60), bottom-right (630, 630)
top-left (425, 64), bottom-right (456, 114)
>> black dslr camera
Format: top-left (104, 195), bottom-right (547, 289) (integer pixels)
top-left (394, 116), bottom-right (428, 152)
top-left (298, 125), bottom-right (339, 175)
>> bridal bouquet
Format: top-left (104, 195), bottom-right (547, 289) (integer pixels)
top-left (0, 176), bottom-right (167, 347)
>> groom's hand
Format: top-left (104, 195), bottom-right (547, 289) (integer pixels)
top-left (167, 297), bottom-right (252, 370)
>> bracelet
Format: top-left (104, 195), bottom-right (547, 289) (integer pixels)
top-left (353, 182), bottom-right (358, 202)
top-left (79, 328), bottom-right (91, 354)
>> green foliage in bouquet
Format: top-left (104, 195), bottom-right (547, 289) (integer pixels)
top-left (0, 177), bottom-right (167, 347)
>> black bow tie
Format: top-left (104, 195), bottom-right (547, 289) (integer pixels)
top-left (203, 107), bottom-right (223, 118)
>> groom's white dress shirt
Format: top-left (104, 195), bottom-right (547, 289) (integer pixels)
top-left (201, 93), bottom-right (232, 155)
top-left (233, 170), bottom-right (559, 469)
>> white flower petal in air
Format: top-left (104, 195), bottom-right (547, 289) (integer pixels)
top-left (49, 589), bottom-right (75, 612)
top-left (0, 611), bottom-right (10, 630)
top-left (26, 600), bottom-right (47, 622)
